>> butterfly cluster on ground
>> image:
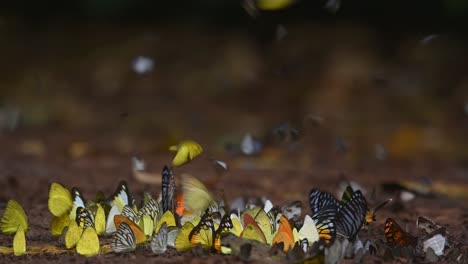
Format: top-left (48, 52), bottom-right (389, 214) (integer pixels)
top-left (0, 139), bottom-right (466, 263)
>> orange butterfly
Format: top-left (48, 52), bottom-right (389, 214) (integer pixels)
top-left (272, 215), bottom-right (295, 252)
top-left (384, 218), bottom-right (418, 247)
top-left (114, 215), bottom-right (146, 244)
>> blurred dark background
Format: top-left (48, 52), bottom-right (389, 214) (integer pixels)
top-left (1, 0), bottom-right (468, 166)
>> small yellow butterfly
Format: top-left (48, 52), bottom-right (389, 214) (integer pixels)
top-left (65, 220), bottom-right (83, 249)
top-left (155, 210), bottom-right (176, 234)
top-left (48, 183), bottom-right (73, 217)
top-left (1, 200), bottom-right (29, 235)
top-left (13, 226), bottom-right (26, 256)
top-left (76, 227), bottom-right (100, 257)
top-left (169, 140), bottom-right (203, 166)
top-left (255, 0), bottom-right (296, 10)
top-left (94, 204), bottom-right (106, 236)
top-left (181, 174), bottom-right (213, 214)
top-left (50, 213), bottom-right (71, 236)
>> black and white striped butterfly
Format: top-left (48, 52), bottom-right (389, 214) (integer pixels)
top-left (336, 190), bottom-right (367, 240)
top-left (309, 189), bottom-right (339, 216)
top-left (151, 223), bottom-right (168, 254)
top-left (111, 222), bottom-right (136, 253)
top-left (122, 205), bottom-right (138, 223)
top-left (76, 206), bottom-right (94, 229)
top-left (161, 166), bottom-right (175, 213)
top-left (138, 195), bottom-right (161, 222)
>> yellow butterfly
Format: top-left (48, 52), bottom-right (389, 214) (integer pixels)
top-left (155, 210), bottom-right (176, 234)
top-left (169, 140), bottom-right (203, 166)
top-left (50, 213), bottom-right (71, 236)
top-left (1, 200), bottom-right (29, 235)
top-left (255, 0), bottom-right (296, 10)
top-left (174, 221), bottom-right (195, 252)
top-left (13, 226), bottom-right (26, 256)
top-left (48, 183), bottom-right (73, 217)
top-left (181, 174), bottom-right (214, 214)
top-left (65, 219), bottom-right (83, 249)
top-left (76, 227), bottom-right (100, 257)
top-left (1, 200), bottom-right (28, 256)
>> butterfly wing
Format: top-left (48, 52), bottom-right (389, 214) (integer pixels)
top-left (189, 211), bottom-right (215, 249)
top-left (181, 174), bottom-right (213, 214)
top-left (76, 227), bottom-right (100, 257)
top-left (121, 205), bottom-right (138, 223)
top-left (171, 140), bottom-right (203, 166)
top-left (105, 204), bottom-right (120, 235)
top-left (111, 222), bottom-right (136, 253)
top-left (384, 218), bottom-right (418, 247)
top-left (48, 183), bottom-right (73, 217)
top-left (76, 207), bottom-right (95, 230)
top-left (151, 223), bottom-right (168, 254)
top-left (114, 215), bottom-right (146, 244)
top-left (1, 200), bottom-right (29, 235)
top-left (13, 226), bottom-right (26, 256)
top-left (109, 181), bottom-right (134, 209)
top-left (309, 189), bottom-right (338, 216)
top-left (175, 222), bottom-right (195, 251)
top-left (312, 204), bottom-right (337, 247)
top-left (155, 210), bottom-right (176, 234)
top-left (214, 214), bottom-right (233, 251)
top-left (336, 190), bottom-right (367, 240)
top-left (162, 166), bottom-right (175, 213)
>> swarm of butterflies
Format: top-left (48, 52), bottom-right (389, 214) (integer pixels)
top-left (0, 140), bottom-right (466, 262)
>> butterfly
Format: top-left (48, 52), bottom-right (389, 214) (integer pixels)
top-left (272, 215), bottom-right (295, 252)
top-left (161, 165), bottom-right (175, 213)
top-left (1, 200), bottom-right (29, 256)
top-left (105, 204), bottom-right (120, 235)
top-left (109, 181), bottom-right (134, 211)
top-left (309, 189), bottom-right (339, 216)
top-left (365, 198), bottom-right (392, 225)
top-left (114, 215), bottom-right (147, 244)
top-left (121, 205), bottom-right (138, 223)
top-left (76, 207), bottom-right (95, 230)
top-left (48, 182), bottom-right (74, 217)
top-left (423, 233), bottom-right (446, 256)
top-left (76, 227), bottom-right (100, 257)
top-left (68, 187), bottom-right (87, 221)
top-left (155, 210), bottom-right (176, 234)
top-left (169, 140), bottom-right (203, 166)
top-left (213, 214), bottom-right (234, 251)
top-left (384, 218), bottom-right (418, 247)
top-left (138, 195), bottom-right (161, 223)
top-left (151, 223), bottom-right (168, 254)
top-left (336, 190), bottom-right (368, 240)
top-left (188, 211), bottom-right (215, 250)
top-left (181, 174), bottom-right (214, 215)
top-left (111, 222), bottom-right (137, 253)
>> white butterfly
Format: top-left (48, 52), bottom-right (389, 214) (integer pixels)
top-left (151, 223), bottom-right (168, 254)
top-left (111, 222), bottom-right (136, 253)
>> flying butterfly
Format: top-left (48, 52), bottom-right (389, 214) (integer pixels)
top-left (181, 174), bottom-right (214, 215)
top-left (169, 140), bottom-right (203, 166)
top-left (111, 222), bottom-right (137, 253)
top-left (384, 218), bottom-right (418, 248)
top-left (161, 165), bottom-right (175, 213)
